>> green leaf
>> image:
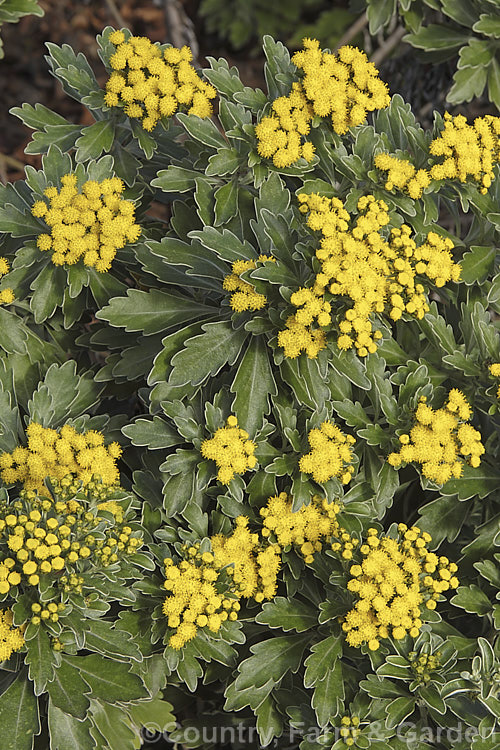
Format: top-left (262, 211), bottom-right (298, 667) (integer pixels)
top-left (234, 635), bottom-right (309, 692)
top-left (48, 702), bottom-right (94, 750)
top-left (162, 471), bottom-right (196, 517)
top-left (89, 700), bottom-right (140, 750)
top-left (403, 25), bottom-right (471, 52)
top-left (256, 597), bottom-right (318, 632)
top-left (448, 66), bottom-right (488, 104)
top-left (441, 0), bottom-right (480, 26)
top-left (419, 686), bottom-right (446, 714)
top-left (46, 658), bottom-right (91, 719)
top-left (25, 626), bottom-right (57, 695)
top-left (75, 120), bottom-right (114, 162)
top-left (206, 148), bottom-right (241, 177)
top-left (83, 620), bottom-right (142, 662)
top-left (151, 166), bottom-right (201, 193)
top-left (29, 264), bottom-right (64, 323)
top-left (488, 57), bottom-right (500, 110)
top-left (304, 635), bottom-right (342, 688)
top-left (64, 654), bottom-right (148, 702)
top-left (122, 416), bottom-right (182, 450)
top-left (214, 180), bottom-right (239, 226)
top-left (0, 672), bottom-right (40, 750)
top-left (10, 102), bottom-right (67, 131)
top-left (331, 400), bottom-right (370, 430)
top-left (0, 307), bottom-right (28, 354)
top-left (311, 658), bottom-right (344, 727)
top-left (329, 345), bottom-right (371, 390)
top-left (231, 337), bottom-right (277, 438)
top-left (451, 585), bottom-right (492, 616)
top-left (255, 694), bottom-right (283, 746)
top-left (126, 696), bottom-right (176, 736)
top-left (473, 14), bottom-right (500, 38)
top-left (385, 696), bottom-right (416, 729)
top-left (366, 0), bottom-right (396, 33)
top-left (459, 245), bottom-right (496, 285)
top-left (176, 112), bottom-right (228, 150)
top-left (169, 321), bottom-right (248, 386)
top-left (418, 495), bottom-right (470, 546)
top-left (189, 226), bottom-right (256, 263)
top-left (176, 649), bottom-right (204, 692)
top-left (440, 463), bottom-right (499, 501)
top-left (45, 42), bottom-right (99, 102)
top-left (474, 559), bottom-right (500, 588)
top-left (96, 288), bottom-right (214, 335)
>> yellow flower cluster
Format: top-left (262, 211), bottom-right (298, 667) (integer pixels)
top-left (287, 192), bottom-right (460, 357)
top-left (387, 391), bottom-right (484, 484)
top-left (255, 82), bottom-right (315, 168)
top-left (260, 492), bottom-right (358, 563)
top-left (0, 609), bottom-right (25, 662)
top-left (408, 649), bottom-right (441, 683)
top-left (277, 315), bottom-right (327, 359)
top-left (429, 112), bottom-right (500, 193)
top-left (489, 363), bottom-right (500, 399)
top-left (292, 39), bottom-right (390, 135)
top-left (223, 255), bottom-right (275, 312)
top-left (0, 258), bottom-right (14, 306)
top-left (0, 422), bottom-right (122, 494)
top-left (162, 551), bottom-right (241, 650)
top-left (163, 518), bottom-right (281, 649)
top-left (211, 516), bottom-right (281, 602)
top-left (0, 477), bottom-right (140, 600)
top-left (338, 716), bottom-right (361, 747)
top-left (105, 30), bottom-right (216, 130)
top-left (200, 415), bottom-right (257, 484)
top-left (255, 39), bottom-right (390, 168)
top-left (32, 173), bottom-right (140, 272)
top-left (299, 421), bottom-right (355, 484)
top-left (343, 525), bottom-right (458, 651)
top-left (374, 153), bottom-right (431, 199)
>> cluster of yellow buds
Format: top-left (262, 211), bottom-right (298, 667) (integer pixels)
top-left (0, 257), bottom-right (14, 305)
top-left (0, 476), bottom-right (141, 600)
top-left (277, 315), bottom-right (327, 359)
top-left (0, 608), bottom-right (25, 661)
top-left (388, 390), bottom-right (484, 484)
top-left (212, 517), bottom-right (281, 603)
top-left (408, 649), bottom-right (441, 684)
top-left (338, 716), bottom-right (361, 747)
top-left (489, 363), bottom-right (500, 399)
top-left (255, 39), bottom-right (390, 168)
top-left (162, 551), bottom-right (241, 650)
top-left (222, 256), bottom-right (274, 312)
top-left (429, 112), bottom-right (500, 193)
top-left (375, 114), bottom-right (500, 198)
top-left (200, 416), bottom-right (257, 484)
top-left (374, 153), bottom-right (431, 199)
top-left (0, 422), bottom-right (122, 494)
top-left (163, 518), bottom-right (281, 649)
top-left (343, 525), bottom-right (459, 651)
top-left (292, 39), bottom-right (390, 134)
top-left (255, 82), bottom-right (315, 168)
top-left (260, 493), bottom-right (358, 563)
top-left (288, 192), bottom-right (460, 358)
top-left (32, 173), bottom-right (140, 272)
top-left (299, 421), bottom-right (356, 484)
top-left (105, 30), bottom-right (216, 130)
top-left (30, 601), bottom-right (65, 626)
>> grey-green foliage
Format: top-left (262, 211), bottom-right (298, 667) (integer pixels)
top-left (363, 0), bottom-right (500, 109)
